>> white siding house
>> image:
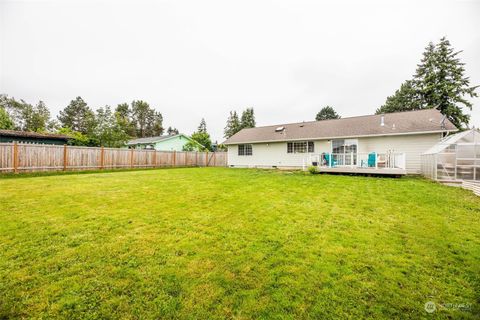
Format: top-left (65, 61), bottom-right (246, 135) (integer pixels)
top-left (223, 109), bottom-right (457, 174)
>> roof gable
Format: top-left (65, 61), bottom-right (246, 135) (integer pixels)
top-left (223, 109), bottom-right (457, 144)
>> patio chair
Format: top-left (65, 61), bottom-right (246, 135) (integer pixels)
top-left (322, 153), bottom-right (337, 167)
top-left (367, 152), bottom-right (376, 167)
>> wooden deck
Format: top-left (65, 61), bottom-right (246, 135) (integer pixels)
top-left (317, 166), bottom-right (407, 176)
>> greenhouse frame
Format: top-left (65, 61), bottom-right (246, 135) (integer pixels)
top-left (421, 129), bottom-right (480, 182)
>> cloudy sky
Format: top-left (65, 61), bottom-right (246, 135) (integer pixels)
top-left (1, 0), bottom-right (479, 141)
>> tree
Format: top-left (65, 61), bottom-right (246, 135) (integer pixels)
top-left (115, 103), bottom-right (136, 137)
top-left (58, 97), bottom-right (96, 134)
top-left (0, 95), bottom-right (51, 131)
top-left (378, 37), bottom-right (478, 129)
top-left (167, 126), bottom-right (179, 135)
top-left (240, 108), bottom-right (255, 129)
top-left (414, 37), bottom-right (478, 129)
top-left (197, 118), bottom-right (207, 133)
top-left (315, 106), bottom-right (340, 121)
top-left (224, 111), bottom-right (241, 138)
top-left (24, 101), bottom-right (51, 132)
top-left (376, 80), bottom-right (422, 114)
top-left (150, 112), bottom-right (164, 136)
top-left (188, 119), bottom-right (213, 151)
top-left (0, 107), bottom-right (14, 129)
top-left (94, 106), bottom-right (130, 147)
top-left (131, 100), bottom-right (163, 137)
top-left (57, 127), bottom-right (94, 146)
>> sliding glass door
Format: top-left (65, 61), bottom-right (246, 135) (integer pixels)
top-left (332, 139), bottom-right (358, 166)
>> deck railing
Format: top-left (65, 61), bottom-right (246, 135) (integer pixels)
top-left (307, 152), bottom-right (406, 170)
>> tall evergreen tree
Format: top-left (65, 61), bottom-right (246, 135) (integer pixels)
top-left (115, 103), bottom-right (136, 137)
top-left (315, 106), bottom-right (340, 121)
top-left (185, 119), bottom-right (213, 151)
top-left (414, 37), bottom-right (478, 129)
top-left (150, 112), bottom-right (164, 136)
top-left (240, 108), bottom-right (255, 129)
top-left (131, 100), bottom-right (163, 137)
top-left (224, 111), bottom-right (241, 138)
top-left (58, 97), bottom-right (96, 134)
top-left (197, 118), bottom-right (207, 133)
top-left (376, 80), bottom-right (423, 114)
top-left (378, 37), bottom-right (478, 129)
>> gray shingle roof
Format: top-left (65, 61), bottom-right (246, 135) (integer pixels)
top-left (0, 129), bottom-right (70, 140)
top-left (223, 109), bottom-right (457, 145)
top-left (127, 134), bottom-right (180, 145)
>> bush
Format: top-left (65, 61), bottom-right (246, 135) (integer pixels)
top-left (308, 166), bottom-right (318, 174)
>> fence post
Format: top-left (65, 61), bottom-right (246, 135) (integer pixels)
top-left (185, 152), bottom-right (187, 166)
top-left (205, 151), bottom-right (208, 167)
top-left (130, 148), bottom-right (134, 168)
top-left (196, 151), bottom-right (198, 167)
top-left (100, 146), bottom-right (105, 170)
top-left (213, 152), bottom-right (216, 167)
top-left (153, 150), bottom-right (157, 168)
top-left (63, 144), bottom-right (68, 171)
top-left (13, 142), bottom-right (18, 173)
top-left (173, 151), bottom-right (176, 167)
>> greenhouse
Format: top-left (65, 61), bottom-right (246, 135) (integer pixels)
top-left (421, 129), bottom-right (480, 182)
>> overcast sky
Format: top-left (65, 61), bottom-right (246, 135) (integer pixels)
top-left (1, 0), bottom-right (479, 141)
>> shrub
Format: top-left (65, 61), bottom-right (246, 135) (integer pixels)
top-left (308, 166), bottom-right (318, 174)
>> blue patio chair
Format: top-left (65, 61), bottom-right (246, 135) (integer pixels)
top-left (367, 152), bottom-right (376, 167)
top-left (323, 153), bottom-right (337, 167)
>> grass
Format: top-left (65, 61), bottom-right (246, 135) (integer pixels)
top-left (0, 168), bottom-right (479, 319)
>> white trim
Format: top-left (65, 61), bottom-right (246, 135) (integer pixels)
top-left (224, 130), bottom-right (451, 145)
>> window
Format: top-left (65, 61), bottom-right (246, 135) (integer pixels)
top-left (238, 144), bottom-right (252, 156)
top-left (287, 141), bottom-right (314, 153)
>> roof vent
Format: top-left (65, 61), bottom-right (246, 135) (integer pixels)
top-left (275, 126), bottom-right (285, 132)
top-left (380, 115), bottom-right (385, 126)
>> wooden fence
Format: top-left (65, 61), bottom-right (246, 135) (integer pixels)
top-left (0, 143), bottom-right (227, 173)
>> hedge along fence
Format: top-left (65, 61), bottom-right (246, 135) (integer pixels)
top-left (0, 142), bottom-right (227, 173)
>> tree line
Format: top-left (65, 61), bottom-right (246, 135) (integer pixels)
top-left (0, 96), bottom-right (178, 148)
top-left (0, 95), bottom-right (258, 151)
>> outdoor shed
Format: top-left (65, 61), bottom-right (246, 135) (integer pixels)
top-left (0, 130), bottom-right (69, 145)
top-left (421, 128), bottom-right (480, 182)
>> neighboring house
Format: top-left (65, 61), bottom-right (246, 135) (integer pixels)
top-left (126, 134), bottom-right (203, 151)
top-left (0, 129), bottom-right (69, 145)
top-left (223, 109), bottom-right (457, 174)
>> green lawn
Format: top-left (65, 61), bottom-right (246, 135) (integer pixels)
top-left (0, 168), bottom-right (479, 319)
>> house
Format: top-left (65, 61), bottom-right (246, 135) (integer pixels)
top-left (0, 129), bottom-right (70, 145)
top-left (223, 109), bottom-right (457, 174)
top-left (126, 133), bottom-right (203, 151)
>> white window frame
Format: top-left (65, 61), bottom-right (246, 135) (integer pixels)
top-left (287, 141), bottom-right (314, 154)
top-left (238, 144), bottom-right (253, 156)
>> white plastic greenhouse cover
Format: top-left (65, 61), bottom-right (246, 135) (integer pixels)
top-left (423, 129), bottom-right (479, 155)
